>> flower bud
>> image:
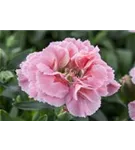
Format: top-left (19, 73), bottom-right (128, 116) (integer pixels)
top-left (57, 106), bottom-right (73, 121)
top-left (120, 75), bottom-right (135, 103)
top-left (15, 95), bottom-right (21, 103)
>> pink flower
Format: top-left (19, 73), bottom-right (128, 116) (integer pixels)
top-left (128, 101), bottom-right (135, 120)
top-left (129, 30), bottom-right (135, 33)
top-left (128, 67), bottom-right (135, 120)
top-left (129, 67), bottom-right (135, 84)
top-left (16, 38), bottom-right (120, 117)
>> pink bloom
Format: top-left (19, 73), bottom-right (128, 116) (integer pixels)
top-left (129, 30), bottom-right (135, 33)
top-left (128, 101), bottom-right (135, 120)
top-left (128, 67), bottom-right (135, 120)
top-left (129, 67), bottom-right (135, 84)
top-left (16, 38), bottom-right (121, 117)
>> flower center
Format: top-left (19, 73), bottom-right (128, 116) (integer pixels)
top-left (59, 67), bottom-right (84, 82)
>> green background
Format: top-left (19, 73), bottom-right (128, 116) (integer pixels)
top-left (0, 30), bottom-right (135, 121)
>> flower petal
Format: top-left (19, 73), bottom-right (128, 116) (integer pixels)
top-left (37, 91), bottom-right (66, 107)
top-left (36, 72), bottom-right (69, 99)
top-left (106, 80), bottom-right (121, 96)
top-left (128, 101), bottom-right (135, 120)
top-left (66, 86), bottom-right (101, 117)
top-left (16, 69), bottom-right (29, 92)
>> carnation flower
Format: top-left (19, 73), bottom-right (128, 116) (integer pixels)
top-left (128, 67), bottom-right (135, 120)
top-left (16, 38), bottom-right (120, 117)
top-left (128, 101), bottom-right (135, 120)
top-left (129, 30), bottom-right (135, 33)
top-left (129, 67), bottom-right (135, 84)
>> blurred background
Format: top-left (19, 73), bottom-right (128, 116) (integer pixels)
top-left (0, 30), bottom-right (135, 121)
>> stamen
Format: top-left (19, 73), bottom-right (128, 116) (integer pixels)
top-left (59, 67), bottom-right (84, 82)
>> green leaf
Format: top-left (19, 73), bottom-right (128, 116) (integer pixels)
top-left (14, 101), bottom-right (53, 111)
top-left (102, 40), bottom-right (114, 51)
top-left (0, 31), bottom-right (3, 38)
top-left (72, 117), bottom-right (89, 121)
top-left (70, 31), bottom-right (87, 39)
top-left (57, 112), bottom-right (73, 121)
top-left (32, 111), bottom-right (40, 121)
top-left (1, 85), bottom-right (19, 98)
top-left (7, 49), bottom-right (33, 69)
top-left (102, 51), bottom-right (118, 71)
top-left (6, 30), bottom-right (27, 49)
top-left (6, 35), bottom-right (17, 48)
top-left (54, 107), bottom-right (62, 116)
top-left (55, 106), bottom-right (73, 121)
top-left (0, 71), bottom-right (14, 83)
top-left (88, 31), bottom-right (94, 44)
top-left (29, 31), bottom-right (47, 43)
top-left (91, 110), bottom-right (108, 121)
top-left (117, 49), bottom-right (132, 74)
top-left (127, 33), bottom-right (135, 58)
top-left (20, 111), bottom-right (33, 121)
top-left (0, 48), bottom-right (8, 68)
top-left (0, 86), bottom-right (4, 94)
top-left (9, 47), bottom-right (21, 59)
top-left (10, 107), bottom-right (18, 118)
top-left (12, 117), bottom-right (24, 121)
top-left (109, 31), bottom-right (129, 39)
top-left (38, 114), bottom-right (48, 121)
top-left (57, 31), bottom-right (71, 40)
top-left (94, 31), bottom-right (108, 44)
top-left (38, 109), bottom-right (55, 121)
top-left (11, 31), bottom-right (27, 50)
top-left (0, 109), bottom-right (12, 121)
top-left (104, 94), bottom-right (126, 107)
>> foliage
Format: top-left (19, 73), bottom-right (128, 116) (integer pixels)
top-left (0, 30), bottom-right (135, 121)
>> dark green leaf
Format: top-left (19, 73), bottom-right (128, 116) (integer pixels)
top-left (0, 71), bottom-right (14, 83)
top-left (70, 31), bottom-right (87, 39)
top-left (7, 49), bottom-right (33, 69)
top-left (91, 110), bottom-right (108, 121)
top-left (94, 31), bottom-right (108, 44)
top-left (1, 85), bottom-right (19, 98)
top-left (9, 47), bottom-right (21, 59)
top-left (102, 51), bottom-right (118, 71)
top-left (29, 31), bottom-right (47, 43)
top-left (10, 107), bottom-right (18, 118)
top-left (0, 86), bottom-right (4, 94)
top-left (0, 109), bottom-right (12, 121)
top-left (17, 31), bottom-right (27, 49)
top-left (0, 48), bottom-right (8, 68)
top-left (12, 117), bottom-right (24, 121)
top-left (127, 33), bottom-right (135, 58)
top-left (20, 111), bottom-right (33, 121)
top-left (72, 117), bottom-right (89, 121)
top-left (32, 111), bottom-right (40, 121)
top-left (14, 101), bottom-right (53, 110)
top-left (38, 114), bottom-right (48, 121)
top-left (104, 94), bottom-right (126, 107)
top-left (102, 40), bottom-right (114, 51)
top-left (117, 49), bottom-right (132, 74)
top-left (57, 112), bottom-right (73, 121)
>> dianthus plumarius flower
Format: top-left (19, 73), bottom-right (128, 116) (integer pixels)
top-left (129, 67), bottom-right (135, 84)
top-left (129, 30), bottom-right (135, 33)
top-left (16, 38), bottom-right (120, 117)
top-left (128, 67), bottom-right (135, 120)
top-left (128, 101), bottom-right (135, 120)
